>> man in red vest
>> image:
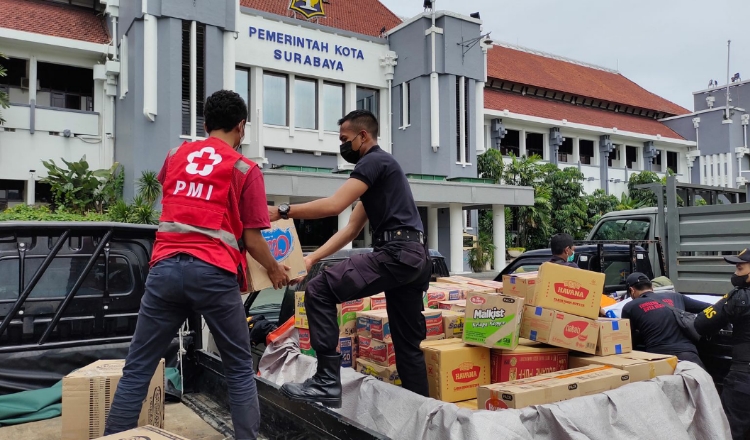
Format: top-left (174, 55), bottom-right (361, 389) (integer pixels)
top-left (105, 90), bottom-right (289, 440)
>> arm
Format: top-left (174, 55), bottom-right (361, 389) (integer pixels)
top-left (307, 203), bottom-right (368, 266)
top-left (682, 295), bottom-right (712, 314)
top-left (694, 296), bottom-right (732, 336)
top-left (270, 179), bottom-right (368, 221)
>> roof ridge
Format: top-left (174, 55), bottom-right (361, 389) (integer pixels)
top-left (491, 41), bottom-right (619, 74)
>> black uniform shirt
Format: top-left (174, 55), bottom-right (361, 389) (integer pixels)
top-left (350, 146), bottom-right (423, 238)
top-left (621, 291), bottom-right (710, 356)
top-left (549, 256), bottom-right (579, 269)
top-left (695, 287), bottom-right (750, 363)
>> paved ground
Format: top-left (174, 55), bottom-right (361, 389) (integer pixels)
top-left (0, 402), bottom-right (225, 440)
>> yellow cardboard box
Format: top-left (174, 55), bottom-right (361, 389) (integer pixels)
top-left (357, 358), bottom-right (401, 386)
top-left (596, 318), bottom-right (633, 356)
top-left (502, 272), bottom-right (538, 303)
top-left (569, 351), bottom-right (677, 382)
top-left (442, 310), bottom-right (465, 339)
top-left (294, 291), bottom-right (308, 329)
top-left (520, 306), bottom-right (599, 354)
top-left (422, 339), bottom-right (491, 403)
top-left (532, 263), bottom-right (604, 319)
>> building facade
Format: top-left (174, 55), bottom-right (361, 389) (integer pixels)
top-left (2, 0), bottom-right (710, 273)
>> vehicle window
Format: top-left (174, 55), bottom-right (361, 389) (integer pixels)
top-left (0, 256), bottom-right (134, 300)
top-left (588, 253), bottom-right (651, 287)
top-left (591, 219), bottom-right (650, 241)
top-left (247, 287), bottom-right (286, 309)
top-left (512, 264), bottom-right (541, 274)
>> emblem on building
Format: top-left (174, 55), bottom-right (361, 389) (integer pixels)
top-left (289, 0), bottom-right (325, 19)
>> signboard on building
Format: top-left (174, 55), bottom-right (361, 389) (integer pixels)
top-left (289, 0), bottom-right (325, 19)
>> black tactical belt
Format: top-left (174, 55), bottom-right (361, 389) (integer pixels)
top-left (374, 229), bottom-right (424, 245)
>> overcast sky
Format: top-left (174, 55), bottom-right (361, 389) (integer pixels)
top-left (380, 0), bottom-right (750, 111)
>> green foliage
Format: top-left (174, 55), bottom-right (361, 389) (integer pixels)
top-left (97, 163), bottom-right (125, 208)
top-left (106, 173), bottom-right (161, 225)
top-left (468, 233), bottom-right (496, 272)
top-left (137, 170), bottom-right (161, 206)
top-left (627, 171), bottom-right (662, 207)
top-left (41, 157), bottom-right (105, 214)
top-left (615, 193), bottom-right (648, 211)
top-left (583, 189), bottom-right (619, 231)
top-left (545, 167), bottom-right (588, 239)
top-left (0, 205), bottom-right (109, 222)
top-left (477, 148), bottom-right (504, 184)
top-left (0, 52), bottom-right (8, 125)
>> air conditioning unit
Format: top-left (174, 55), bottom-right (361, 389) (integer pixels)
top-left (20, 78), bottom-right (40, 90)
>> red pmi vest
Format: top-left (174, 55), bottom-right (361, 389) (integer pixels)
top-left (152, 138), bottom-right (255, 290)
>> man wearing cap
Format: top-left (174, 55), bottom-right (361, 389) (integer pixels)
top-left (621, 272), bottom-right (710, 366)
top-left (694, 250), bottom-right (750, 440)
top-left (548, 233), bottom-right (579, 268)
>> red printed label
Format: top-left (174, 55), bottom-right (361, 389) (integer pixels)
top-left (452, 364), bottom-right (481, 383)
top-left (485, 398), bottom-right (508, 410)
top-left (553, 281), bottom-right (590, 300)
top-left (563, 321), bottom-right (590, 341)
top-left (470, 295), bottom-right (486, 305)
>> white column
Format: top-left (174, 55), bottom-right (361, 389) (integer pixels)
top-left (245, 66), bottom-right (265, 162)
top-left (380, 83), bottom-right (389, 150)
top-left (492, 205), bottom-right (506, 272)
top-left (26, 172), bottom-right (35, 206)
top-left (28, 56), bottom-right (37, 104)
top-left (475, 81), bottom-right (485, 155)
top-left (711, 154), bottom-right (718, 186)
top-left (449, 204), bottom-right (464, 274)
top-left (699, 155), bottom-right (706, 185)
top-left (223, 31), bottom-right (236, 90)
top-left (345, 83), bottom-right (357, 113)
top-left (288, 73), bottom-right (296, 138)
top-left (427, 207), bottom-right (439, 251)
top-left (726, 152), bottom-right (734, 188)
top-left (339, 205), bottom-right (353, 250)
top-left (572, 137), bottom-right (580, 164)
top-left (143, 14), bottom-right (158, 121)
top-left (363, 221), bottom-right (372, 248)
top-left (519, 129), bottom-right (527, 157)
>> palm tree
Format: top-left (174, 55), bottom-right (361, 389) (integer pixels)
top-left (137, 170), bottom-right (161, 206)
top-left (616, 193), bottom-right (647, 211)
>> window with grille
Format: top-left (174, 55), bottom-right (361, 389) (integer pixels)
top-left (181, 21), bottom-right (206, 137)
top-left (456, 77), bottom-right (461, 162)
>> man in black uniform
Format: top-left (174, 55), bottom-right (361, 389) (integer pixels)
top-left (269, 110), bottom-right (431, 407)
top-left (621, 272), bottom-right (709, 367)
top-left (695, 250), bottom-right (750, 440)
top-left (549, 233), bottom-right (579, 268)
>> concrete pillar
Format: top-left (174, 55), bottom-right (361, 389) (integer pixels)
top-left (29, 56), bottom-right (37, 134)
top-left (223, 31), bottom-right (236, 90)
top-left (339, 205), bottom-right (353, 250)
top-left (492, 205), bottom-right (506, 272)
top-left (363, 220), bottom-right (372, 248)
top-left (449, 204), bottom-right (464, 274)
top-left (519, 129), bottom-right (527, 157)
top-left (25, 173), bottom-right (35, 206)
top-left (427, 207), bottom-right (439, 251)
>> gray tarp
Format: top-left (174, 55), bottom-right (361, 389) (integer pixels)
top-left (259, 327), bottom-right (732, 440)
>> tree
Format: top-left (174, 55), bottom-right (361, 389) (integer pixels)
top-left (0, 52), bottom-right (9, 125)
top-left (627, 171), bottom-right (661, 207)
top-left (477, 148), bottom-right (504, 184)
top-left (583, 189), bottom-right (619, 231)
top-left (544, 167), bottom-right (588, 239)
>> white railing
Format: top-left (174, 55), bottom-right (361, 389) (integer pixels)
top-left (35, 107), bottom-right (99, 136)
top-left (3, 104), bottom-right (31, 130)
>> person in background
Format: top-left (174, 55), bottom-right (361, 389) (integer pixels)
top-left (104, 90), bottom-right (289, 440)
top-left (621, 272), bottom-right (709, 367)
top-left (269, 110), bottom-right (432, 408)
top-left (549, 233), bottom-right (579, 268)
top-left (694, 250), bottom-right (750, 440)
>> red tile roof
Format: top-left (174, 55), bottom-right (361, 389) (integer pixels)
top-left (241, 0), bottom-right (402, 38)
top-left (0, 0), bottom-right (109, 44)
top-left (487, 45), bottom-right (690, 117)
top-left (485, 88), bottom-right (685, 140)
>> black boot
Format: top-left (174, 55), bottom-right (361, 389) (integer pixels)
top-left (280, 354), bottom-right (342, 408)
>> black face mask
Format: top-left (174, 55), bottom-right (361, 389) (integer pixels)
top-left (731, 274), bottom-right (750, 288)
top-left (340, 134), bottom-right (362, 165)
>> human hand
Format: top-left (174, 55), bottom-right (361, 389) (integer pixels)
top-left (268, 206), bottom-right (281, 222)
top-left (268, 263), bottom-right (291, 289)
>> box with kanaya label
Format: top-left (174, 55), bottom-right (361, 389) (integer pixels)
top-left (62, 359), bottom-right (164, 440)
top-left (532, 263), bottom-right (604, 319)
top-left (521, 306), bottom-right (599, 354)
top-left (95, 426), bottom-right (188, 440)
top-left (569, 351), bottom-right (677, 382)
top-left (422, 339), bottom-right (491, 403)
top-left (245, 218), bottom-right (307, 292)
top-left (491, 338), bottom-right (569, 383)
top-left (370, 293), bottom-right (387, 310)
top-left (357, 310), bottom-right (390, 341)
top-left (462, 292), bottom-right (524, 350)
top-left (596, 318), bottom-right (633, 356)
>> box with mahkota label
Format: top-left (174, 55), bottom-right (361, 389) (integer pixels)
top-left (423, 309), bottom-right (444, 337)
top-left (422, 339), bottom-right (491, 403)
top-left (439, 300), bottom-right (466, 314)
top-left (245, 218), bottom-right (307, 292)
top-left (424, 285), bottom-right (461, 308)
top-left (370, 293), bottom-right (387, 310)
top-left (490, 338), bottom-right (569, 383)
top-left (596, 318), bottom-right (633, 356)
top-left (357, 310), bottom-right (391, 341)
top-left (442, 310), bottom-right (465, 339)
top-left (62, 360), bottom-right (164, 440)
top-left (369, 339), bottom-right (396, 366)
top-left (294, 291), bottom-right (308, 329)
top-left (462, 292), bottom-right (524, 350)
top-left (521, 306), bottom-right (599, 354)
top-left (532, 263), bottom-right (604, 319)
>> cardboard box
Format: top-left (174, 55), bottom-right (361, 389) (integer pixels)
top-left (569, 351), bottom-right (678, 383)
top-left (454, 399), bottom-right (478, 410)
top-left (442, 310), bottom-right (465, 339)
top-left (521, 306), bottom-right (599, 354)
top-left (370, 293), bottom-right (387, 310)
top-left (438, 300), bottom-right (466, 314)
top-left (298, 328), bottom-right (315, 357)
top-left (337, 298), bottom-right (371, 336)
top-left (358, 335), bottom-right (373, 360)
top-left (357, 310), bottom-right (391, 341)
top-left (339, 335), bottom-right (357, 368)
top-left (539, 365), bottom-right (631, 396)
top-left (502, 272), bottom-right (538, 303)
top-left (357, 358), bottom-right (401, 386)
top-left (96, 426), bottom-right (188, 440)
top-left (370, 339), bottom-right (396, 366)
top-left (422, 340), bottom-right (491, 402)
top-left (294, 291), bottom-right (308, 329)
top-left (477, 377), bottom-right (578, 410)
top-left (425, 286), bottom-right (462, 308)
top-left (490, 339), bottom-right (569, 383)
top-left (423, 309), bottom-right (444, 337)
top-left (462, 292), bottom-right (524, 350)
top-left (431, 283), bottom-right (473, 299)
top-left (532, 263), bottom-right (604, 319)
top-left (596, 318), bottom-right (633, 356)
top-left (62, 360), bottom-right (164, 440)
top-left (245, 218), bottom-right (307, 292)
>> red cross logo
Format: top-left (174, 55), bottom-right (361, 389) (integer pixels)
top-left (186, 147), bottom-right (223, 176)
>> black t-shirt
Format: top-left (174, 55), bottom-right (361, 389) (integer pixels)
top-left (549, 256), bottom-right (579, 269)
top-left (621, 291), bottom-right (710, 356)
top-left (350, 145), bottom-right (423, 238)
top-left (695, 286), bottom-right (750, 363)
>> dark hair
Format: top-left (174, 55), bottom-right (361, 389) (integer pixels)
top-left (338, 109), bottom-right (379, 138)
top-left (550, 233), bottom-right (574, 255)
top-left (203, 90), bottom-right (248, 133)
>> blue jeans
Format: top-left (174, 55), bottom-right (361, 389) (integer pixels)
top-left (104, 254), bottom-right (259, 440)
